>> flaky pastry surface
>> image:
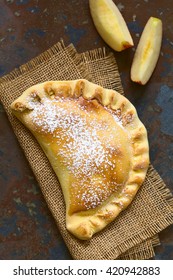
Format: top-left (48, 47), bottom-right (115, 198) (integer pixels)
top-left (11, 79), bottom-right (149, 240)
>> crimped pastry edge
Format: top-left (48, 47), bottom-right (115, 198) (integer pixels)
top-left (11, 79), bottom-right (149, 240)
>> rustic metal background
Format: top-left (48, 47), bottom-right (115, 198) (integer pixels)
top-left (0, 0), bottom-right (173, 259)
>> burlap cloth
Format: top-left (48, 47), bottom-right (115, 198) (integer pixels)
top-left (0, 41), bottom-right (173, 260)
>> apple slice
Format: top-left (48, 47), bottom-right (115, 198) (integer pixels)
top-left (89, 0), bottom-right (134, 52)
top-left (131, 17), bottom-right (162, 85)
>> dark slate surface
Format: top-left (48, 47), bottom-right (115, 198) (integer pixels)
top-left (0, 0), bottom-right (173, 260)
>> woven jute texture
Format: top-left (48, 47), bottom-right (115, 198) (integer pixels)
top-left (0, 41), bottom-right (173, 260)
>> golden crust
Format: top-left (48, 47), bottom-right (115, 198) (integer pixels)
top-left (11, 79), bottom-right (149, 240)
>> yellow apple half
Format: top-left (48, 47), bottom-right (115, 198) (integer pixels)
top-left (89, 0), bottom-right (134, 52)
top-left (131, 17), bottom-right (162, 85)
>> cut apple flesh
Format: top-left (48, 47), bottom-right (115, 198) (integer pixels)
top-left (89, 0), bottom-right (134, 52)
top-left (131, 17), bottom-right (162, 85)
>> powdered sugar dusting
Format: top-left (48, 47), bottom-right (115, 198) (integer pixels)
top-left (29, 97), bottom-right (120, 174)
top-left (28, 96), bottom-right (128, 210)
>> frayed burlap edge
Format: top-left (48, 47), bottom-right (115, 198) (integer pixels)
top-left (118, 235), bottom-right (160, 260)
top-left (81, 48), bottom-right (124, 95)
top-left (0, 40), bottom-right (91, 85)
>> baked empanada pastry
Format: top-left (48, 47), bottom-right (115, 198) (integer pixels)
top-left (11, 79), bottom-right (149, 240)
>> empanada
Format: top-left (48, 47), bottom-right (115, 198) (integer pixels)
top-left (11, 79), bottom-right (149, 240)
